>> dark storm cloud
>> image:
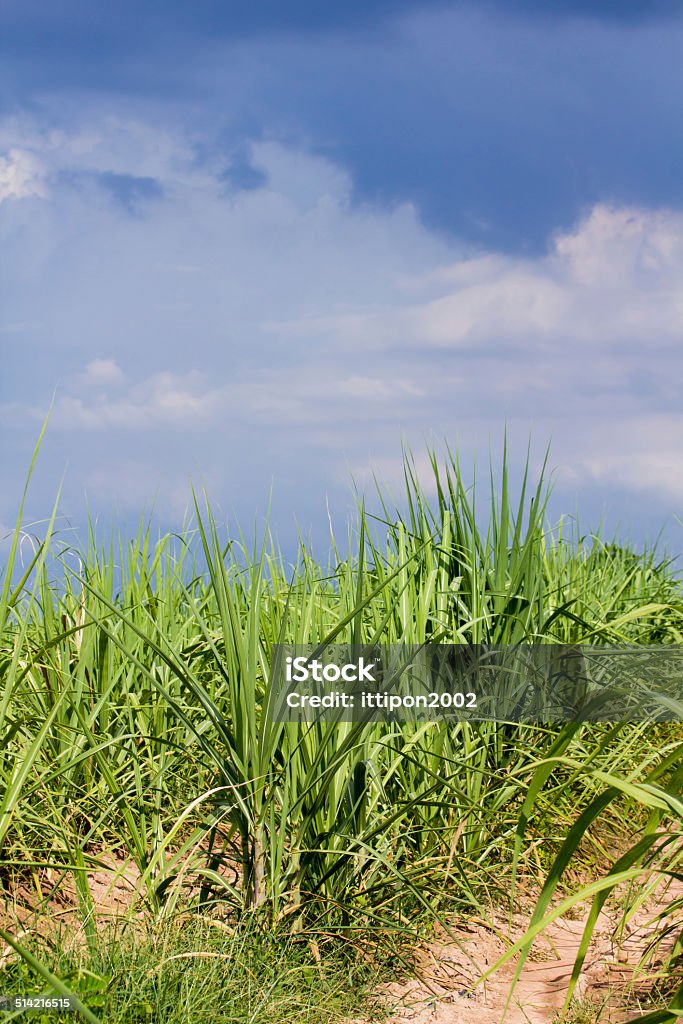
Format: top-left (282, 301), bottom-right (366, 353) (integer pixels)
top-left (1, 0), bottom-right (679, 85)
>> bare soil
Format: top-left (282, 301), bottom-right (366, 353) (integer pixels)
top-left (365, 882), bottom-right (682, 1024)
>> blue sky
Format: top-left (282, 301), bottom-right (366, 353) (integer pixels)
top-left (1, 0), bottom-right (682, 553)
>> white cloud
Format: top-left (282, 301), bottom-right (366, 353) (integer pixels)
top-left (338, 376), bottom-right (423, 400)
top-left (276, 204), bottom-right (683, 351)
top-left (0, 148), bottom-right (46, 201)
top-left (552, 205), bottom-right (683, 287)
top-left (46, 365), bottom-right (423, 434)
top-left (52, 370), bottom-right (228, 430)
top-left (553, 414), bottom-right (683, 503)
top-left (79, 359), bottom-right (126, 387)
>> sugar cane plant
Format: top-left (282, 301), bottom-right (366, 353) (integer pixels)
top-left (0, 437), bottom-right (681, 1022)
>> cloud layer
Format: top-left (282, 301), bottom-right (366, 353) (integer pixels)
top-left (1, 115), bottom-right (681, 542)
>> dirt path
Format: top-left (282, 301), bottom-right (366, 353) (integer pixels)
top-left (369, 882), bottom-right (682, 1024)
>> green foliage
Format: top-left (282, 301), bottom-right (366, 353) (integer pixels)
top-left (1, 440), bottom-right (681, 1020)
top-left (0, 917), bottom-right (378, 1024)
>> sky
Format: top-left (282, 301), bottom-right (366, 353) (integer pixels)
top-left (1, 0), bottom-right (682, 557)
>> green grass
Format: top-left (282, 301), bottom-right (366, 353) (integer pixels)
top-left (552, 997), bottom-right (607, 1024)
top-left (1, 917), bottom-right (383, 1024)
top-left (1, 438), bottom-right (681, 1022)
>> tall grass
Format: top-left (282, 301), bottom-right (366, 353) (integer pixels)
top-left (1, 444), bottom-right (681, 1021)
